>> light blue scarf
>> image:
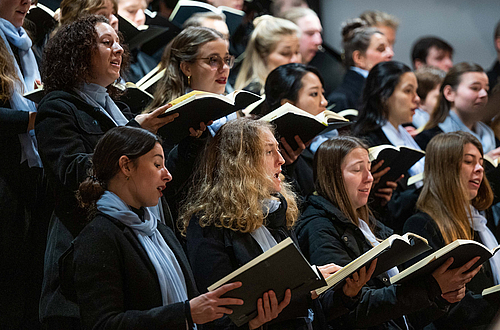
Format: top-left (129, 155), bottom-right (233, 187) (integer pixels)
top-left (381, 122), bottom-right (425, 188)
top-left (96, 191), bottom-right (189, 306)
top-left (0, 18), bottom-right (42, 168)
top-left (309, 129), bottom-right (339, 154)
top-left (439, 110), bottom-right (496, 153)
top-left (469, 207), bottom-right (500, 285)
top-left (358, 219), bottom-right (399, 278)
top-left (412, 108), bottom-right (430, 129)
top-left (250, 199), bottom-right (280, 252)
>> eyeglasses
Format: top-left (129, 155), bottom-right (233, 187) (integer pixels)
top-left (196, 55), bottom-right (235, 69)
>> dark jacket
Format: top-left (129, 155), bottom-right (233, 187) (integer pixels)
top-left (414, 126), bottom-right (443, 151)
top-left (0, 69), bottom-right (52, 328)
top-left (35, 90), bottom-right (141, 322)
top-left (327, 69), bottom-right (365, 112)
top-left (296, 194), bottom-right (448, 330)
top-left (36, 90), bottom-right (140, 236)
top-left (283, 147), bottom-right (315, 202)
top-left (403, 212), bottom-right (499, 329)
top-left (73, 212), bottom-right (198, 330)
top-left (359, 127), bottom-right (421, 233)
top-left (487, 60), bottom-right (500, 92)
top-left (185, 196), bottom-right (351, 330)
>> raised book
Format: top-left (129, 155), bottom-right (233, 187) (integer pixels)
top-left (259, 102), bottom-right (350, 150)
top-left (207, 237), bottom-right (326, 327)
top-left (157, 90), bottom-right (262, 144)
top-left (315, 232), bottom-right (430, 295)
top-left (482, 283), bottom-right (500, 303)
top-left (169, 0), bottom-right (244, 36)
top-left (368, 145), bottom-right (425, 188)
top-left (24, 86), bottom-right (44, 104)
top-left (26, 4), bottom-right (57, 46)
top-left (115, 82), bottom-right (154, 114)
top-left (117, 15), bottom-right (168, 51)
top-left (391, 239), bottom-right (500, 284)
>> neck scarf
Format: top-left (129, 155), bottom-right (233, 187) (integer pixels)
top-left (469, 207), bottom-right (500, 285)
top-left (439, 111), bottom-right (496, 153)
top-left (76, 83), bottom-right (128, 126)
top-left (381, 122), bottom-right (425, 185)
top-left (358, 219), bottom-right (399, 278)
top-left (412, 108), bottom-right (430, 129)
top-left (309, 128), bottom-right (339, 154)
top-left (250, 199), bottom-right (280, 252)
top-left (96, 191), bottom-right (189, 306)
top-left (0, 18), bottom-right (42, 168)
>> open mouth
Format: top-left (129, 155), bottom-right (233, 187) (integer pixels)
top-left (469, 179), bottom-right (480, 187)
top-left (216, 77), bottom-right (227, 84)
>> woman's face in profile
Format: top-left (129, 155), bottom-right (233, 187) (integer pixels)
top-left (182, 38), bottom-right (230, 94)
top-left (266, 34), bottom-right (301, 73)
top-left (460, 143), bottom-right (484, 200)
top-left (385, 72), bottom-right (420, 127)
top-left (124, 142), bottom-right (172, 208)
top-left (261, 128), bottom-right (285, 193)
top-left (293, 72), bottom-right (327, 116)
top-left (358, 33), bottom-right (393, 71)
top-left (89, 22), bottom-right (123, 87)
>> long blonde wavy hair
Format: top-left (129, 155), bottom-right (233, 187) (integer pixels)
top-left (179, 118), bottom-right (299, 234)
top-left (417, 131), bottom-right (493, 244)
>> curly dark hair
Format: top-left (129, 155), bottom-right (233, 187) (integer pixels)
top-left (42, 15), bottom-right (129, 96)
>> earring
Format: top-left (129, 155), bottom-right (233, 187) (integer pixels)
top-left (126, 176), bottom-right (129, 181)
top-left (187, 75), bottom-right (191, 86)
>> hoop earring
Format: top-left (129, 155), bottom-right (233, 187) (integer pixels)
top-left (187, 76), bottom-right (191, 86)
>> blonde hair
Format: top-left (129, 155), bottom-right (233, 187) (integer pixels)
top-left (359, 10), bottom-right (399, 30)
top-left (417, 132), bottom-right (493, 244)
top-left (234, 15), bottom-right (300, 92)
top-left (59, 0), bottom-right (117, 26)
top-left (280, 7), bottom-right (318, 23)
top-left (179, 119), bottom-right (299, 234)
top-left (0, 38), bottom-right (21, 102)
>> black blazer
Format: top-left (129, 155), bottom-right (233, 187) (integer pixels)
top-left (327, 69), bottom-right (365, 112)
top-left (74, 212), bottom-right (199, 329)
top-left (403, 211), bottom-right (499, 329)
